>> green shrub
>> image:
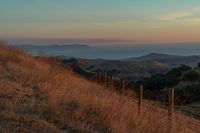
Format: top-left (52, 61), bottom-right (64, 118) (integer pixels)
top-left (183, 70), bottom-right (200, 81)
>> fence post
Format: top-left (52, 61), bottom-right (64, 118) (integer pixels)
top-left (168, 88), bottom-right (174, 132)
top-left (98, 72), bottom-right (101, 84)
top-left (95, 73), bottom-right (98, 83)
top-left (104, 72), bottom-right (107, 88)
top-left (122, 80), bottom-right (125, 96)
top-left (111, 76), bottom-right (114, 90)
top-left (168, 88), bottom-right (174, 117)
top-left (93, 74), bottom-right (95, 81)
top-left (138, 85), bottom-right (143, 114)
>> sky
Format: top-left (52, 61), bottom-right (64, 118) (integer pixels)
top-left (1, 0), bottom-right (200, 43)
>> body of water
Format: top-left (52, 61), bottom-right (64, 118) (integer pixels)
top-left (10, 42), bottom-right (200, 59)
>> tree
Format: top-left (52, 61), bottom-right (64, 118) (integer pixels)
top-left (183, 70), bottom-right (200, 81)
top-left (198, 62), bottom-right (200, 69)
top-left (166, 64), bottom-right (191, 78)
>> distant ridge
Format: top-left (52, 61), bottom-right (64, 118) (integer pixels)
top-left (125, 53), bottom-right (200, 67)
top-left (70, 58), bottom-right (171, 80)
top-left (13, 44), bottom-right (93, 50)
top-left (139, 52), bottom-right (181, 59)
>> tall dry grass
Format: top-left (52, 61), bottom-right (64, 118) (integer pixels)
top-left (0, 43), bottom-right (198, 133)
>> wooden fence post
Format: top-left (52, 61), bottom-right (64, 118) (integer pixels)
top-left (138, 85), bottom-right (143, 114)
top-left (93, 74), bottom-right (95, 81)
top-left (111, 76), bottom-right (114, 90)
top-left (95, 73), bottom-right (98, 83)
top-left (104, 72), bottom-right (107, 88)
top-left (168, 88), bottom-right (174, 117)
top-left (98, 72), bottom-right (101, 84)
top-left (122, 80), bottom-right (125, 96)
top-left (168, 88), bottom-right (175, 132)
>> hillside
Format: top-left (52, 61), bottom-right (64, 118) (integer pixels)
top-left (62, 52), bottom-right (200, 81)
top-left (0, 44), bottom-right (199, 133)
top-left (126, 53), bottom-right (200, 67)
top-left (65, 58), bottom-right (171, 80)
top-left (137, 65), bottom-right (200, 119)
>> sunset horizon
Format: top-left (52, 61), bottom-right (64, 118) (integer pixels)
top-left (1, 0), bottom-right (200, 44)
top-left (1, 1), bottom-right (200, 133)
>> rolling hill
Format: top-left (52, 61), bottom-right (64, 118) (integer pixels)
top-left (75, 59), bottom-right (171, 80)
top-left (61, 52), bottom-right (200, 82)
top-left (0, 44), bottom-right (199, 133)
top-left (126, 53), bottom-right (200, 67)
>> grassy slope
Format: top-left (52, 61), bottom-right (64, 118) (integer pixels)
top-left (0, 44), bottom-right (199, 133)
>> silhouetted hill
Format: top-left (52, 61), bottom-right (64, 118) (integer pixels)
top-left (64, 58), bottom-right (171, 80)
top-left (137, 53), bottom-right (181, 60)
top-left (13, 44), bottom-right (93, 50)
top-left (126, 53), bottom-right (200, 67)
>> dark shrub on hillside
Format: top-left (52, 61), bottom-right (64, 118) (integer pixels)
top-left (183, 70), bottom-right (200, 81)
top-left (62, 58), bottom-right (78, 67)
top-left (164, 77), bottom-right (179, 87)
top-left (140, 65), bottom-right (191, 90)
top-left (166, 64), bottom-right (192, 78)
top-left (198, 62), bottom-right (200, 69)
top-left (142, 75), bottom-right (180, 91)
top-left (142, 75), bottom-right (166, 90)
top-left (176, 83), bottom-right (200, 104)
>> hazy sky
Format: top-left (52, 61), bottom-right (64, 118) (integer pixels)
top-left (1, 0), bottom-right (200, 43)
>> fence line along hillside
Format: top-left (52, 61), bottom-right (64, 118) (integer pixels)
top-left (0, 44), bottom-right (200, 133)
top-left (80, 71), bottom-right (200, 132)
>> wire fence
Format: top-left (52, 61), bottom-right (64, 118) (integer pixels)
top-left (85, 72), bottom-right (200, 132)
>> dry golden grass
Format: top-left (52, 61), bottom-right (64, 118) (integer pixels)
top-left (0, 43), bottom-right (199, 133)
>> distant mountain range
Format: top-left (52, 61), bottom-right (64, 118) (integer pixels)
top-left (12, 44), bottom-right (94, 56)
top-left (77, 59), bottom-right (170, 80)
top-left (64, 53), bottom-right (200, 80)
top-left (125, 53), bottom-right (200, 67)
top-left (13, 44), bottom-right (93, 50)
top-left (12, 44), bottom-right (200, 61)
top-left (12, 44), bottom-right (200, 80)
